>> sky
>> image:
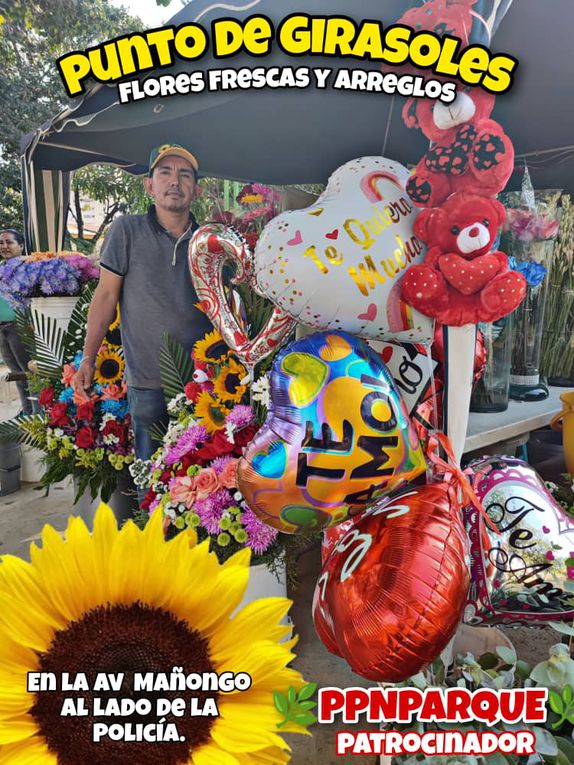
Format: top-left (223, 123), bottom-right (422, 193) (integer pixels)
top-left (108, 0), bottom-right (178, 28)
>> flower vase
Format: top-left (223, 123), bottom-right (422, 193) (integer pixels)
top-left (239, 559), bottom-right (287, 608)
top-left (73, 472), bottom-right (139, 529)
top-left (540, 195), bottom-right (574, 385)
top-left (30, 295), bottom-right (79, 335)
top-left (499, 190), bottom-right (561, 397)
top-left (470, 316), bottom-right (513, 412)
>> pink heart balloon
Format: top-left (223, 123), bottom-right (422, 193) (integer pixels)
top-left (188, 223), bottom-right (296, 365)
top-left (465, 456), bottom-right (574, 625)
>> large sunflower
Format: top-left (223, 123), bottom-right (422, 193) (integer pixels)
top-left (195, 391), bottom-right (229, 433)
top-left (194, 330), bottom-right (229, 365)
top-left (0, 506), bottom-right (307, 764)
top-left (94, 347), bottom-right (125, 385)
top-left (213, 359), bottom-right (248, 404)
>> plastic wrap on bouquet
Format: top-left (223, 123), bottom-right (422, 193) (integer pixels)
top-left (237, 331), bottom-right (427, 533)
top-left (465, 455), bottom-right (574, 625)
top-left (313, 482), bottom-right (470, 683)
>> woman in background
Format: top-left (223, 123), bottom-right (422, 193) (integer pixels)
top-left (0, 229), bottom-right (34, 415)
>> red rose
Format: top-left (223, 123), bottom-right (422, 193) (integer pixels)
top-left (195, 430), bottom-right (233, 462)
top-left (141, 489), bottom-right (155, 510)
top-left (76, 425), bottom-right (96, 448)
top-left (76, 400), bottom-right (95, 421)
top-left (39, 387), bottom-right (55, 407)
top-left (49, 402), bottom-right (69, 427)
top-left (184, 381), bottom-right (202, 402)
top-left (102, 420), bottom-right (126, 445)
top-left (233, 424), bottom-right (258, 449)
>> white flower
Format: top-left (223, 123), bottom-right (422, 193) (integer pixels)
top-left (167, 392), bottom-right (188, 414)
top-left (545, 481), bottom-right (559, 494)
top-left (103, 434), bottom-right (119, 445)
top-left (251, 374), bottom-right (270, 408)
top-left (54, 428), bottom-right (64, 438)
top-left (100, 413), bottom-right (116, 427)
top-left (224, 422), bottom-right (236, 443)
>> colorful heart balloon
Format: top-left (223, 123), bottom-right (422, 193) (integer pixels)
top-left (237, 331), bottom-right (427, 533)
top-left (313, 482), bottom-right (471, 682)
top-left (188, 223), bottom-right (296, 365)
top-left (253, 157), bottom-right (433, 342)
top-left (465, 456), bottom-right (574, 625)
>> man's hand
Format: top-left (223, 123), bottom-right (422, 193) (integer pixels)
top-left (74, 358), bottom-right (96, 399)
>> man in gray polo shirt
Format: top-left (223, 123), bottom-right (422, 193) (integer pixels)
top-left (75, 143), bottom-right (212, 465)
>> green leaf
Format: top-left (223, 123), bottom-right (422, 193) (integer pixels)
top-left (287, 686), bottom-right (296, 706)
top-left (296, 700), bottom-right (317, 711)
top-left (496, 645), bottom-right (517, 666)
top-left (548, 622), bottom-right (574, 637)
top-left (563, 684), bottom-right (573, 704)
top-left (297, 682), bottom-right (317, 701)
top-left (556, 735), bottom-right (574, 762)
top-left (30, 309), bottom-right (65, 378)
top-left (531, 726), bottom-right (559, 757)
top-left (549, 689), bottom-right (565, 715)
top-left (291, 711), bottom-right (317, 727)
top-left (273, 691), bottom-right (288, 717)
top-left (159, 332), bottom-right (195, 404)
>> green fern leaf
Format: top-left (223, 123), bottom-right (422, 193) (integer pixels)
top-left (159, 333), bottom-right (194, 404)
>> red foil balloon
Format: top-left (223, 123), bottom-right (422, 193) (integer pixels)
top-left (313, 482), bottom-right (470, 682)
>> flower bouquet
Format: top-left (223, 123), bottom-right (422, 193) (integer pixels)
top-left (132, 328), bottom-right (282, 567)
top-left (500, 179), bottom-right (562, 394)
top-left (0, 251), bottom-right (99, 310)
top-left (540, 195), bottom-right (574, 384)
top-left (0, 295), bottom-right (134, 502)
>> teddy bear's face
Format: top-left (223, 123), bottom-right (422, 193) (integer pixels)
top-left (403, 88), bottom-right (497, 143)
top-left (416, 194), bottom-right (506, 258)
top-left (433, 91), bottom-right (476, 131)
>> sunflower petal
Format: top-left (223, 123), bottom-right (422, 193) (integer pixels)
top-left (0, 735), bottom-right (56, 764)
top-left (192, 742), bottom-right (240, 765)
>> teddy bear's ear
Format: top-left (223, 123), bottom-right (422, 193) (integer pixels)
top-left (491, 199), bottom-right (507, 228)
top-left (402, 98), bottom-right (419, 130)
top-left (413, 208), bottom-right (437, 242)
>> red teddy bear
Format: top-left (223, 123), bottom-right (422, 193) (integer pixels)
top-left (402, 88), bottom-right (514, 207)
top-left (401, 193), bottom-right (526, 326)
top-left (397, 0), bottom-right (476, 47)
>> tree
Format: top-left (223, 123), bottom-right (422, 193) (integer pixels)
top-left (0, 0), bottom-right (143, 232)
top-left (69, 166), bottom-right (149, 250)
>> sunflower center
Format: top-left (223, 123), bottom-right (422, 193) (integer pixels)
top-left (224, 373), bottom-right (241, 394)
top-left (99, 358), bottom-right (120, 379)
top-left (31, 602), bottom-right (217, 765)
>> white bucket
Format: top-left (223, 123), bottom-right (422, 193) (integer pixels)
top-left (31, 296), bottom-right (79, 335)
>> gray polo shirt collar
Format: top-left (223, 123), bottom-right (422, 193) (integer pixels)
top-left (146, 205), bottom-right (199, 265)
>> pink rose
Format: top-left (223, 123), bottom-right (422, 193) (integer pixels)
top-left (194, 467), bottom-right (220, 499)
top-left (219, 458), bottom-right (238, 490)
top-left (61, 363), bottom-right (76, 387)
top-left (170, 476), bottom-right (197, 508)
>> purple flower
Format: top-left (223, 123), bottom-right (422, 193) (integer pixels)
top-left (165, 424), bottom-right (208, 465)
top-left (211, 455), bottom-right (233, 475)
top-left (242, 506), bottom-right (278, 555)
top-left (195, 489), bottom-right (234, 534)
top-left (225, 405), bottom-right (255, 429)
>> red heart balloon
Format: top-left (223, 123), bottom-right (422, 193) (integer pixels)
top-left (313, 482), bottom-right (470, 682)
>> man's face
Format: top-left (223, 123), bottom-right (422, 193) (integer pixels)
top-left (144, 155), bottom-right (197, 214)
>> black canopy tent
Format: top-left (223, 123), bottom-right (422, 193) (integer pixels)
top-left (21, 0), bottom-right (574, 250)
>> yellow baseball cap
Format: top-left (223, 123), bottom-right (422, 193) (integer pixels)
top-left (148, 144), bottom-right (199, 175)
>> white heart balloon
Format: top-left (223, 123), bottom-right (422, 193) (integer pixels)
top-left (254, 156), bottom-right (434, 342)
